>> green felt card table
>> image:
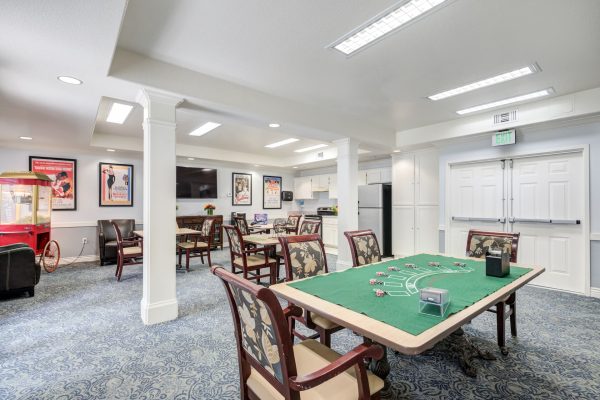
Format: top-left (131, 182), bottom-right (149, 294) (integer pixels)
top-left (270, 253), bottom-right (544, 356)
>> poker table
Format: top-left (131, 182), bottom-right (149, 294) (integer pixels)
top-left (270, 253), bottom-right (544, 355)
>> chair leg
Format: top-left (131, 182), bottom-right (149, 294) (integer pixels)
top-left (200, 252), bottom-right (204, 264)
top-left (207, 249), bottom-right (212, 267)
top-left (178, 248), bottom-right (183, 267)
top-left (509, 293), bottom-right (517, 337)
top-left (289, 318), bottom-right (296, 343)
top-left (496, 301), bottom-right (507, 355)
top-left (185, 250), bottom-right (190, 272)
top-left (318, 328), bottom-right (331, 347)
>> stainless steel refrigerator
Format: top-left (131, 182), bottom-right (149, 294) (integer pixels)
top-left (358, 184), bottom-right (392, 257)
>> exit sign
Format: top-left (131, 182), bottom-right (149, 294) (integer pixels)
top-left (492, 129), bottom-right (516, 146)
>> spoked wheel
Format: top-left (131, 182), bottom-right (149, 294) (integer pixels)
top-left (41, 240), bottom-right (61, 273)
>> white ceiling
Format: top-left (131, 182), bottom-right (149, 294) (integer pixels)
top-left (1, 0), bottom-right (600, 168)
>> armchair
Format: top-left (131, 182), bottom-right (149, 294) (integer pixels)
top-left (97, 219), bottom-right (136, 265)
top-left (0, 243), bottom-right (41, 297)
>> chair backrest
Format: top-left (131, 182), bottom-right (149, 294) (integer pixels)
top-left (224, 225), bottom-right (246, 259)
top-left (298, 220), bottom-right (321, 235)
top-left (278, 234), bottom-right (328, 281)
top-left (201, 218), bottom-right (214, 243)
top-left (273, 218), bottom-right (288, 234)
top-left (233, 216), bottom-right (250, 235)
top-left (212, 266), bottom-right (298, 399)
top-left (466, 230), bottom-right (520, 263)
top-left (286, 215), bottom-right (301, 233)
top-left (344, 230), bottom-right (382, 267)
top-left (112, 221), bottom-right (124, 245)
top-left (99, 219), bottom-right (135, 241)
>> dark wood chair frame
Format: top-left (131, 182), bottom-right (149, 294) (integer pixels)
top-left (212, 265), bottom-right (384, 400)
top-left (224, 225), bottom-right (277, 285)
top-left (285, 215), bottom-right (301, 234)
top-left (112, 221), bottom-right (143, 281)
top-left (177, 219), bottom-right (214, 271)
top-left (298, 220), bottom-right (322, 235)
top-left (274, 220), bottom-right (322, 281)
top-left (466, 229), bottom-right (520, 355)
top-left (233, 215), bottom-right (267, 236)
top-left (278, 234), bottom-right (345, 347)
top-left (344, 229), bottom-right (383, 267)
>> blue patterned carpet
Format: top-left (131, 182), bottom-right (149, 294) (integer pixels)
top-left (1, 250), bottom-right (599, 399)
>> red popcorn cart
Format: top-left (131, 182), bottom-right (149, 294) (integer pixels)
top-left (0, 171), bottom-right (60, 272)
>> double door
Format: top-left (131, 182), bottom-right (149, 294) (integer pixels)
top-left (447, 151), bottom-right (586, 293)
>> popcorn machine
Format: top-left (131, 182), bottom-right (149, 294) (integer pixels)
top-left (0, 171), bottom-right (60, 272)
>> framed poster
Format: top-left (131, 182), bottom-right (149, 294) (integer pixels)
top-left (263, 175), bottom-right (282, 209)
top-left (99, 163), bottom-right (134, 207)
top-left (29, 156), bottom-right (77, 211)
top-left (232, 172), bottom-right (252, 206)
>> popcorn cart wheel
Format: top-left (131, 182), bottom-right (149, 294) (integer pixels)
top-left (0, 171), bottom-right (61, 272)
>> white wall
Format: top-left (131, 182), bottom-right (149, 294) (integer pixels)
top-left (437, 117), bottom-right (600, 287)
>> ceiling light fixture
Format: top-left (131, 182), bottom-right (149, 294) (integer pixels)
top-left (429, 64), bottom-right (540, 101)
top-left (189, 122), bottom-right (221, 137)
top-left (106, 103), bottom-right (134, 124)
top-left (187, 157), bottom-right (195, 160)
top-left (330, 0), bottom-right (449, 56)
top-left (57, 76), bottom-right (82, 85)
top-left (19, 136), bottom-right (33, 140)
top-left (294, 144), bottom-right (328, 153)
top-left (292, 166), bottom-right (298, 169)
top-left (269, 123), bottom-right (280, 128)
top-left (265, 138), bottom-right (299, 148)
top-left (106, 149), bottom-right (116, 152)
top-left (202, 168), bottom-right (213, 172)
top-left (393, 150), bottom-right (400, 153)
top-left (456, 88), bottom-right (554, 115)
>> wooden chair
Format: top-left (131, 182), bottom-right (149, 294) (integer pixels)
top-left (344, 230), bottom-right (382, 267)
top-left (112, 222), bottom-right (143, 281)
top-left (278, 234), bottom-right (344, 347)
top-left (298, 220), bottom-right (321, 235)
top-left (273, 218), bottom-right (288, 234)
top-left (285, 215), bottom-right (301, 234)
top-left (212, 265), bottom-right (385, 400)
top-left (224, 225), bottom-right (277, 285)
top-left (466, 229), bottom-right (520, 355)
top-left (176, 219), bottom-right (214, 271)
top-left (234, 215), bottom-right (266, 236)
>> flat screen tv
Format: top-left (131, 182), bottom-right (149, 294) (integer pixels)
top-left (176, 166), bottom-right (218, 199)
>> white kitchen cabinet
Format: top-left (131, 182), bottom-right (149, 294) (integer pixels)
top-left (293, 177), bottom-right (313, 199)
top-left (415, 205), bottom-right (439, 254)
top-left (392, 155), bottom-right (414, 205)
top-left (357, 171), bottom-right (367, 186)
top-left (415, 149), bottom-right (439, 205)
top-left (362, 168), bottom-right (392, 185)
top-left (312, 174), bottom-right (330, 192)
top-left (322, 217), bottom-right (338, 248)
top-left (365, 169), bottom-right (382, 185)
top-left (392, 206), bottom-right (415, 257)
top-left (328, 174), bottom-right (337, 199)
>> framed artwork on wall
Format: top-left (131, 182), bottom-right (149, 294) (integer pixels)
top-left (29, 156), bottom-right (77, 211)
top-left (99, 162), bottom-right (134, 207)
top-left (263, 175), bottom-right (282, 209)
top-left (232, 172), bottom-right (252, 206)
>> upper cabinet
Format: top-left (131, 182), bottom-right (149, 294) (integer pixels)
top-left (392, 149), bottom-right (438, 206)
top-left (293, 176), bottom-right (313, 199)
top-left (294, 167), bottom-right (392, 199)
top-left (360, 167), bottom-right (392, 185)
top-left (312, 174), bottom-right (331, 192)
top-left (328, 174), bottom-right (338, 199)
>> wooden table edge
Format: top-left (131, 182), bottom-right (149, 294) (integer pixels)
top-left (270, 262), bottom-right (544, 355)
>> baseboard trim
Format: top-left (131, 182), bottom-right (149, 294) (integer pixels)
top-left (59, 254), bottom-right (99, 265)
top-left (591, 287), bottom-right (600, 299)
top-left (141, 298), bottom-right (178, 325)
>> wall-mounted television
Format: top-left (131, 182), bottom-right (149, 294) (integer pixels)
top-left (176, 166), bottom-right (218, 199)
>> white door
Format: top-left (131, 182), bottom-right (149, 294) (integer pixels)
top-left (447, 160), bottom-right (506, 257)
top-left (510, 152), bottom-right (585, 293)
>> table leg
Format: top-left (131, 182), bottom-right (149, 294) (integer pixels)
top-left (368, 345), bottom-right (392, 398)
top-left (440, 327), bottom-right (496, 377)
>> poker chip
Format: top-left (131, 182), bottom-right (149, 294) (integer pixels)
top-left (453, 262), bottom-right (467, 267)
top-left (428, 262), bottom-right (441, 267)
top-left (374, 289), bottom-right (386, 297)
top-left (404, 263), bottom-right (416, 269)
top-left (387, 266), bottom-right (400, 271)
top-left (369, 279), bottom-right (384, 285)
top-left (376, 271), bottom-right (389, 277)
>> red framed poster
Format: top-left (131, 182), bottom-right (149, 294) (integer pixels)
top-left (29, 156), bottom-right (77, 211)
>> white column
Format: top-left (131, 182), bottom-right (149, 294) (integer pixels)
top-left (136, 89), bottom-right (182, 325)
top-left (334, 138), bottom-right (359, 270)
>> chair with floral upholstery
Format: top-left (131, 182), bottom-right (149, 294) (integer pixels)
top-left (278, 234), bottom-right (344, 347)
top-left (224, 225), bottom-right (277, 285)
top-left (176, 218), bottom-right (214, 271)
top-left (466, 229), bottom-right (520, 355)
top-left (234, 215), bottom-right (267, 236)
top-left (298, 220), bottom-right (321, 235)
top-left (344, 230), bottom-right (382, 267)
top-left (285, 215), bottom-right (301, 234)
top-left (212, 265), bottom-right (385, 400)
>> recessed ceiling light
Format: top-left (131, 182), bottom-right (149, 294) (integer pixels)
top-left (331, 0), bottom-right (449, 56)
top-left (187, 157), bottom-right (195, 160)
top-left (294, 144), bottom-right (328, 153)
top-left (19, 136), bottom-right (33, 140)
top-left (269, 123), bottom-right (280, 128)
top-left (57, 76), bottom-right (82, 85)
top-left (189, 122), bottom-right (221, 137)
top-left (429, 64), bottom-right (540, 101)
top-left (254, 164), bottom-right (261, 167)
top-left (106, 103), bottom-right (134, 124)
top-left (292, 166), bottom-right (298, 169)
top-left (393, 150), bottom-right (400, 153)
top-left (202, 168), bottom-right (213, 172)
top-left (457, 88), bottom-right (554, 115)
top-left (106, 149), bottom-right (116, 152)
top-left (265, 138), bottom-right (299, 148)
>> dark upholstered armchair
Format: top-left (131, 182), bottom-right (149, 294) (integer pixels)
top-left (98, 219), bottom-right (136, 266)
top-left (0, 243), bottom-right (41, 297)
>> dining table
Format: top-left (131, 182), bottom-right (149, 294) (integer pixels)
top-left (133, 228), bottom-right (203, 269)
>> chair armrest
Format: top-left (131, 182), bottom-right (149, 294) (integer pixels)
top-left (282, 304), bottom-right (303, 320)
top-left (121, 238), bottom-right (143, 247)
top-left (289, 343), bottom-right (383, 392)
top-left (243, 246), bottom-right (271, 254)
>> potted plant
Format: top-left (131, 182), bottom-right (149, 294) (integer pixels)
top-left (204, 203), bottom-right (216, 216)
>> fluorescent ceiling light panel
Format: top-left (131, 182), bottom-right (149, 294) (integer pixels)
top-left (265, 138), bottom-right (299, 148)
top-left (106, 103), bottom-right (134, 124)
top-left (189, 122), bottom-right (221, 136)
top-left (456, 88), bottom-right (553, 115)
top-left (269, 123), bottom-right (280, 128)
top-left (57, 76), bottom-right (82, 85)
top-left (19, 136), bottom-right (33, 140)
top-left (331, 0), bottom-right (448, 55)
top-left (429, 65), bottom-right (539, 101)
top-left (294, 144), bottom-right (328, 153)
top-left (106, 149), bottom-right (116, 152)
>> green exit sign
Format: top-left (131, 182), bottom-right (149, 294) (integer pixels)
top-left (492, 129), bottom-right (516, 146)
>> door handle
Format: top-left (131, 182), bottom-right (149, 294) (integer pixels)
top-left (452, 217), bottom-right (506, 223)
top-left (509, 217), bottom-right (581, 225)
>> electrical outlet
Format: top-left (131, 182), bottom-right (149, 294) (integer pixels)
top-left (82, 237), bottom-right (88, 244)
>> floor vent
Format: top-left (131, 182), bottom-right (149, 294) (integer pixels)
top-left (493, 110), bottom-right (518, 124)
